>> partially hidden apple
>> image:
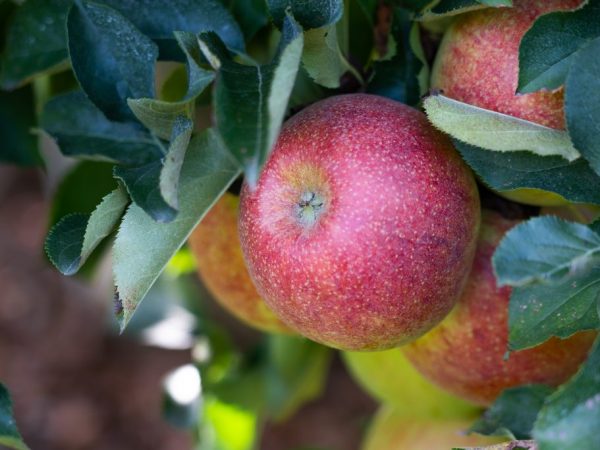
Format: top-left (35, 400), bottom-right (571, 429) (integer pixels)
top-left (362, 406), bottom-right (505, 450)
top-left (188, 192), bottom-right (292, 334)
top-left (403, 210), bottom-right (596, 406)
top-left (431, 0), bottom-right (584, 207)
top-left (342, 350), bottom-right (478, 419)
top-left (238, 94), bottom-right (480, 351)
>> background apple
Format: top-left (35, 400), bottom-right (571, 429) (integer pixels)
top-left (431, 0), bottom-right (583, 130)
top-left (403, 211), bottom-right (596, 405)
top-left (239, 94), bottom-right (480, 351)
top-left (431, 0), bottom-right (584, 207)
top-left (188, 192), bottom-right (291, 334)
top-left (362, 406), bottom-right (505, 450)
top-left (343, 350), bottom-right (478, 419)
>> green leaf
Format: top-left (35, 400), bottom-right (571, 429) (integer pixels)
top-left (470, 385), bottom-right (554, 440)
top-left (42, 91), bottom-right (162, 165)
top-left (199, 14), bottom-right (304, 187)
top-left (46, 186), bottom-right (129, 275)
top-left (114, 158), bottom-right (177, 223)
top-left (0, 86), bottom-right (41, 166)
top-left (67, 0), bottom-right (158, 122)
top-left (419, 0), bottom-right (511, 20)
top-left (453, 442), bottom-right (536, 450)
top-left (453, 141), bottom-right (600, 205)
top-left (508, 266), bottom-right (600, 350)
top-left (366, 8), bottom-right (424, 106)
top-left (102, 0), bottom-right (245, 57)
top-left (302, 25), bottom-right (353, 88)
top-left (265, 336), bottom-right (332, 421)
top-left (113, 129), bottom-right (240, 330)
top-left (127, 32), bottom-right (215, 140)
top-left (518, 1), bottom-right (600, 93)
top-left (533, 337), bottom-right (600, 450)
top-left (232, 0), bottom-right (270, 40)
top-left (268, 0), bottom-right (343, 29)
top-left (0, 0), bottom-right (71, 89)
top-left (0, 384), bottom-right (28, 450)
top-left (49, 161), bottom-right (116, 225)
top-left (424, 94), bottom-right (580, 161)
top-left (565, 36), bottom-right (600, 178)
top-left (160, 116), bottom-right (193, 211)
top-left (493, 216), bottom-right (600, 287)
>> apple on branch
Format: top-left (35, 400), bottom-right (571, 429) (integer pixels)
top-left (239, 94), bottom-right (480, 351)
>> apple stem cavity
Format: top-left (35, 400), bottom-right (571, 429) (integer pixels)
top-left (296, 191), bottom-right (325, 228)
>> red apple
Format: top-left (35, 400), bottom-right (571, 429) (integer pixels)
top-left (238, 94), bottom-right (480, 351)
top-left (188, 192), bottom-right (291, 334)
top-left (403, 211), bottom-right (596, 405)
top-left (362, 406), bottom-right (505, 450)
top-left (432, 0), bottom-right (584, 129)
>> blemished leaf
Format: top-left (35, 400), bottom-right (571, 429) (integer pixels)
top-left (518, 1), bottom-right (600, 93)
top-left (0, 384), bottom-right (29, 450)
top-left (507, 266), bottom-right (600, 350)
top-left (42, 91), bottom-right (162, 165)
top-left (366, 8), bottom-right (425, 106)
top-left (127, 32), bottom-right (215, 140)
top-left (67, 0), bottom-right (158, 122)
top-left (453, 140), bottom-right (600, 206)
top-left (0, 0), bottom-right (71, 89)
top-left (0, 86), bottom-right (41, 166)
top-left (424, 94), bottom-right (580, 161)
top-left (493, 216), bottom-right (600, 287)
top-left (268, 0), bottom-right (343, 29)
top-left (199, 14), bottom-right (304, 187)
top-left (113, 130), bottom-right (240, 330)
top-left (46, 186), bottom-right (129, 275)
top-left (159, 117), bottom-right (193, 211)
top-left (302, 25), bottom-right (353, 88)
top-left (533, 337), bottom-right (600, 450)
top-left (470, 385), bottom-right (554, 440)
top-left (565, 36), bottom-right (600, 178)
top-left (102, 0), bottom-right (245, 57)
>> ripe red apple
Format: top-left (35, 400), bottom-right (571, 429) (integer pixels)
top-left (238, 94), bottom-right (480, 351)
top-left (432, 0), bottom-right (583, 130)
top-left (188, 192), bottom-right (291, 334)
top-left (403, 211), bottom-right (596, 406)
top-left (362, 406), bottom-right (505, 450)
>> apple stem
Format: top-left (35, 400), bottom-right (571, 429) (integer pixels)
top-left (296, 191), bottom-right (325, 227)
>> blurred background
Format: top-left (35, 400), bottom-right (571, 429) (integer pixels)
top-left (0, 163), bottom-right (377, 450)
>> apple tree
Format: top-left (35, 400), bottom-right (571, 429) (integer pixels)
top-left (1, 0), bottom-right (600, 449)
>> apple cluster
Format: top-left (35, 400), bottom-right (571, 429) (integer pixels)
top-left (190, 0), bottom-right (594, 447)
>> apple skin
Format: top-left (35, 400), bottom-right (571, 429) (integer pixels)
top-left (238, 94), bottom-right (480, 351)
top-left (432, 0), bottom-right (584, 129)
top-left (362, 406), bottom-right (505, 450)
top-left (342, 350), bottom-right (478, 419)
top-left (188, 192), bottom-right (292, 334)
top-left (403, 211), bottom-right (596, 406)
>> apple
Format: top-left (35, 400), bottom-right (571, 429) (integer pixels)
top-left (238, 94), bottom-right (480, 351)
top-left (431, 0), bottom-right (584, 130)
top-left (362, 406), bottom-right (505, 450)
top-left (342, 350), bottom-right (478, 419)
top-left (188, 192), bottom-right (292, 334)
top-left (431, 0), bottom-right (584, 207)
top-left (403, 211), bottom-right (596, 406)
